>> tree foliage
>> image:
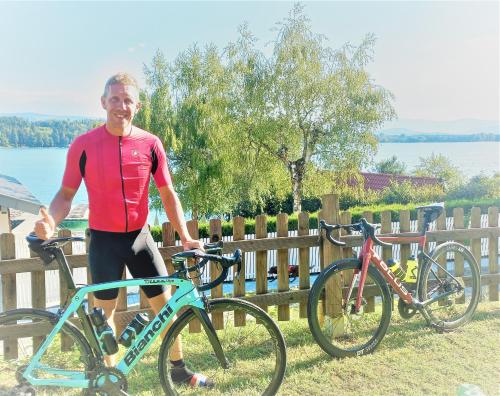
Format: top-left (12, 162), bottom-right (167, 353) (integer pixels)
top-left (228, 4), bottom-right (395, 211)
top-left (136, 3), bottom-right (395, 217)
top-left (414, 153), bottom-right (463, 190)
top-left (373, 155), bottom-right (407, 175)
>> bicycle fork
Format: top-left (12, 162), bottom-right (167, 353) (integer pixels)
top-left (192, 308), bottom-right (230, 369)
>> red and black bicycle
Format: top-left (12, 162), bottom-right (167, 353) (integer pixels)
top-left (307, 203), bottom-right (480, 358)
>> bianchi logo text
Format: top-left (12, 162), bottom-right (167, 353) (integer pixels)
top-left (124, 304), bottom-right (174, 366)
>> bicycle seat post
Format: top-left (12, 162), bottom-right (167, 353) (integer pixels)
top-left (52, 247), bottom-right (78, 292)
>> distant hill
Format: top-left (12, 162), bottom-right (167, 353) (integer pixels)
top-left (0, 112), bottom-right (102, 122)
top-left (0, 117), bottom-right (98, 147)
top-left (377, 118), bottom-right (500, 136)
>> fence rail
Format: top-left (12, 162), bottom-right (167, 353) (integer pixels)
top-left (1, 196), bottom-right (499, 358)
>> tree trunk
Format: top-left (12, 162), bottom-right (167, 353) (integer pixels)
top-left (289, 159), bottom-right (305, 213)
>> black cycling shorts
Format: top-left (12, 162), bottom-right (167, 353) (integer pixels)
top-left (88, 225), bottom-right (168, 300)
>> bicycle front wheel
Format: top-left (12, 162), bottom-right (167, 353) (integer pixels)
top-left (419, 242), bottom-right (481, 330)
top-left (158, 298), bottom-right (286, 396)
top-left (307, 258), bottom-right (392, 358)
top-left (0, 308), bottom-right (95, 395)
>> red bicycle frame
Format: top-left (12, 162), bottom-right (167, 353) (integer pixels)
top-left (352, 234), bottom-right (427, 309)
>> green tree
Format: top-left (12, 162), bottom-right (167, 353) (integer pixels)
top-left (169, 45), bottom-right (236, 218)
top-left (373, 155), bottom-right (407, 174)
top-left (142, 50), bottom-right (176, 151)
top-left (229, 4), bottom-right (395, 212)
top-left (414, 153), bottom-right (463, 190)
top-left (447, 173), bottom-right (500, 200)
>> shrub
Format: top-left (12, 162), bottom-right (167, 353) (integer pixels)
top-left (447, 173), bottom-right (500, 200)
top-left (381, 181), bottom-right (445, 205)
top-left (151, 197), bottom-right (500, 241)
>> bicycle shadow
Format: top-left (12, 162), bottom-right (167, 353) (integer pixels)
top-left (283, 306), bottom-right (500, 374)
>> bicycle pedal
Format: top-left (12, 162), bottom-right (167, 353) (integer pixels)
top-left (430, 322), bottom-right (445, 333)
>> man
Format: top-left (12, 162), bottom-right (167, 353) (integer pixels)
top-left (34, 72), bottom-right (212, 388)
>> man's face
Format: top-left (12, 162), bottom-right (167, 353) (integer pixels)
top-left (101, 83), bottom-right (141, 131)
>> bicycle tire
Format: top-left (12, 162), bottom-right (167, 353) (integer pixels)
top-left (419, 241), bottom-right (480, 330)
top-left (307, 258), bottom-right (392, 358)
top-left (158, 298), bottom-right (286, 396)
top-left (0, 308), bottom-right (96, 395)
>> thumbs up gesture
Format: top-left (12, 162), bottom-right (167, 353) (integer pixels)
top-left (34, 207), bottom-right (56, 240)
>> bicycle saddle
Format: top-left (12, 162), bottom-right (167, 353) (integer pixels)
top-left (26, 234), bottom-right (84, 264)
top-left (416, 202), bottom-right (444, 222)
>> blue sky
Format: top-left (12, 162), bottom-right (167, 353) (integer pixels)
top-left (0, 1), bottom-right (498, 121)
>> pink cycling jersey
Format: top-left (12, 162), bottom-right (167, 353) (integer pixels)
top-left (62, 125), bottom-right (172, 232)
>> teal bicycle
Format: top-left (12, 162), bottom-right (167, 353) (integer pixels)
top-left (0, 235), bottom-right (286, 395)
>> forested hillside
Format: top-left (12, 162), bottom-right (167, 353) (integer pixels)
top-left (0, 117), bottom-right (99, 147)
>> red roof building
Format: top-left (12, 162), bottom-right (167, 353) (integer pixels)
top-left (358, 172), bottom-right (441, 191)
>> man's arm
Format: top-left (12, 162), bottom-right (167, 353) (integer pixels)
top-left (34, 186), bottom-right (77, 240)
top-left (158, 184), bottom-right (203, 250)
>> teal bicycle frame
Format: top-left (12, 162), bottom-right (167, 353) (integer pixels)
top-left (22, 268), bottom-right (222, 390)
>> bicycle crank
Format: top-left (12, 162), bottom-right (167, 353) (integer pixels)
top-left (87, 367), bottom-right (129, 396)
top-left (397, 298), bottom-right (417, 319)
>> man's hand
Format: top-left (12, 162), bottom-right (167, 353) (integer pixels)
top-left (34, 207), bottom-right (56, 240)
top-left (182, 239), bottom-right (204, 251)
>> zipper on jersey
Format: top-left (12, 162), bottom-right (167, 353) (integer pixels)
top-left (118, 136), bottom-right (129, 232)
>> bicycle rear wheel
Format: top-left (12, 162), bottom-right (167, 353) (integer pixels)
top-left (419, 242), bottom-right (480, 330)
top-left (0, 308), bottom-right (95, 395)
top-left (158, 298), bottom-right (286, 396)
top-left (307, 258), bottom-right (392, 358)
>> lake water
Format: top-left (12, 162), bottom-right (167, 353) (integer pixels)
top-left (374, 142), bottom-right (499, 176)
top-left (0, 141), bottom-right (498, 223)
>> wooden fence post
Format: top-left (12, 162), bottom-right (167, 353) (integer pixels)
top-left (399, 210), bottom-right (411, 270)
top-left (381, 212), bottom-right (393, 308)
top-left (338, 211), bottom-right (357, 317)
top-left (163, 222), bottom-right (176, 275)
top-left (399, 210), bottom-right (411, 312)
top-left (30, 236), bottom-right (46, 351)
top-left (277, 213), bottom-right (289, 321)
top-left (162, 222), bottom-right (176, 318)
top-left (298, 212), bottom-right (310, 318)
top-left (436, 211), bottom-right (447, 306)
top-left (233, 217), bottom-right (246, 326)
top-left (1, 233), bottom-right (17, 359)
top-left (363, 211), bottom-right (375, 312)
top-left (321, 195), bottom-right (342, 334)
top-left (209, 219), bottom-right (223, 329)
top-left (85, 229), bottom-right (94, 310)
top-left (58, 229), bottom-right (75, 350)
top-left (417, 210), bottom-right (427, 253)
top-left (187, 220), bottom-right (201, 333)
top-left (255, 215), bottom-right (268, 312)
top-left (340, 212), bottom-right (353, 259)
top-left (318, 210), bottom-right (324, 272)
top-left (381, 211), bottom-right (392, 263)
top-left (470, 208), bottom-right (482, 266)
top-left (453, 208), bottom-right (465, 304)
top-left (488, 207), bottom-right (499, 301)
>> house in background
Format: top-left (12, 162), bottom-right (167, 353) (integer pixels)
top-left (358, 172), bottom-right (441, 192)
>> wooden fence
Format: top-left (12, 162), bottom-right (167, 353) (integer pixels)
top-left (1, 195), bottom-right (499, 358)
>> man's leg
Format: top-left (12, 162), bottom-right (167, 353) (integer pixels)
top-left (93, 297), bottom-right (118, 366)
top-left (127, 228), bottom-right (213, 387)
top-left (88, 229), bottom-right (126, 367)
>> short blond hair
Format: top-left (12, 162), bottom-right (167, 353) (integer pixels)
top-left (103, 73), bottom-right (140, 97)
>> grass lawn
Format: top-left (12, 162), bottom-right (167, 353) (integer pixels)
top-left (0, 301), bottom-right (499, 395)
